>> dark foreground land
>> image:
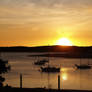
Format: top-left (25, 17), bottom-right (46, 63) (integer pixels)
top-left (0, 88), bottom-right (92, 92)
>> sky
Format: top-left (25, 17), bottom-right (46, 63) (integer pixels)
top-left (0, 0), bottom-right (92, 47)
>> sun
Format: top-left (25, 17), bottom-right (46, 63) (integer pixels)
top-left (56, 38), bottom-right (72, 46)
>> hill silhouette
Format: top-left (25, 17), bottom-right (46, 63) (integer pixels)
top-left (0, 45), bottom-right (92, 58)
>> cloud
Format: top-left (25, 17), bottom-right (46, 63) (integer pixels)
top-left (1, 0), bottom-right (92, 9)
top-left (0, 0), bottom-right (92, 31)
top-left (0, 0), bottom-right (92, 46)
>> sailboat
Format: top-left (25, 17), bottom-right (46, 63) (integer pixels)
top-left (34, 57), bottom-right (48, 66)
top-left (75, 58), bottom-right (91, 69)
top-left (40, 66), bottom-right (60, 73)
top-left (40, 55), bottom-right (60, 73)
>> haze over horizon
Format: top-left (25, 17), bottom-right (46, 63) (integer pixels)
top-left (0, 0), bottom-right (92, 47)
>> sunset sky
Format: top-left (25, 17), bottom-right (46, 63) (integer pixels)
top-left (0, 0), bottom-right (92, 47)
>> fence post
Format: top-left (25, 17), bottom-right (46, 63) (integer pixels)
top-left (20, 73), bottom-right (22, 88)
top-left (58, 75), bottom-right (60, 91)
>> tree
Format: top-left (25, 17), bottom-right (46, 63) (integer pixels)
top-left (0, 59), bottom-right (10, 87)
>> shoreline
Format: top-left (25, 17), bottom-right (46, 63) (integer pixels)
top-left (0, 88), bottom-right (92, 92)
top-left (28, 53), bottom-right (92, 58)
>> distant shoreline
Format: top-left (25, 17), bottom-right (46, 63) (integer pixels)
top-left (0, 46), bottom-right (92, 58)
top-left (28, 53), bottom-right (92, 58)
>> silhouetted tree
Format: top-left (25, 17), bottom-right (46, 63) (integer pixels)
top-left (0, 59), bottom-right (10, 87)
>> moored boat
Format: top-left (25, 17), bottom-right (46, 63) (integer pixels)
top-left (75, 58), bottom-right (91, 69)
top-left (75, 64), bottom-right (91, 69)
top-left (34, 60), bottom-right (45, 65)
top-left (40, 66), bottom-right (60, 73)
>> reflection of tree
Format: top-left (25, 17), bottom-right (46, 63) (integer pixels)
top-left (0, 59), bottom-right (10, 87)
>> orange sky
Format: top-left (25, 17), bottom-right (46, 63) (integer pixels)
top-left (0, 0), bottom-right (92, 47)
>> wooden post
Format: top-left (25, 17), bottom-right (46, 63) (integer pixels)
top-left (58, 75), bottom-right (60, 91)
top-left (20, 73), bottom-right (22, 88)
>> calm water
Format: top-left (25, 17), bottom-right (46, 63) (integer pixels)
top-left (1, 52), bottom-right (92, 90)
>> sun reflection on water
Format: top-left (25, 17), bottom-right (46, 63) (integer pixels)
top-left (62, 73), bottom-right (68, 80)
top-left (60, 68), bottom-right (68, 81)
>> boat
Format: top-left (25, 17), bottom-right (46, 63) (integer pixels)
top-left (41, 59), bottom-right (49, 63)
top-left (75, 64), bottom-right (91, 69)
top-left (75, 58), bottom-right (91, 69)
top-left (34, 57), bottom-right (49, 66)
top-left (40, 57), bottom-right (60, 73)
top-left (40, 66), bottom-right (60, 73)
top-left (34, 60), bottom-right (45, 65)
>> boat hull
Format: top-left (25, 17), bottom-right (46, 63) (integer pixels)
top-left (75, 64), bottom-right (91, 69)
top-left (41, 67), bottom-right (60, 73)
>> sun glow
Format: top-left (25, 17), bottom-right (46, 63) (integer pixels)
top-left (56, 38), bottom-right (72, 46)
